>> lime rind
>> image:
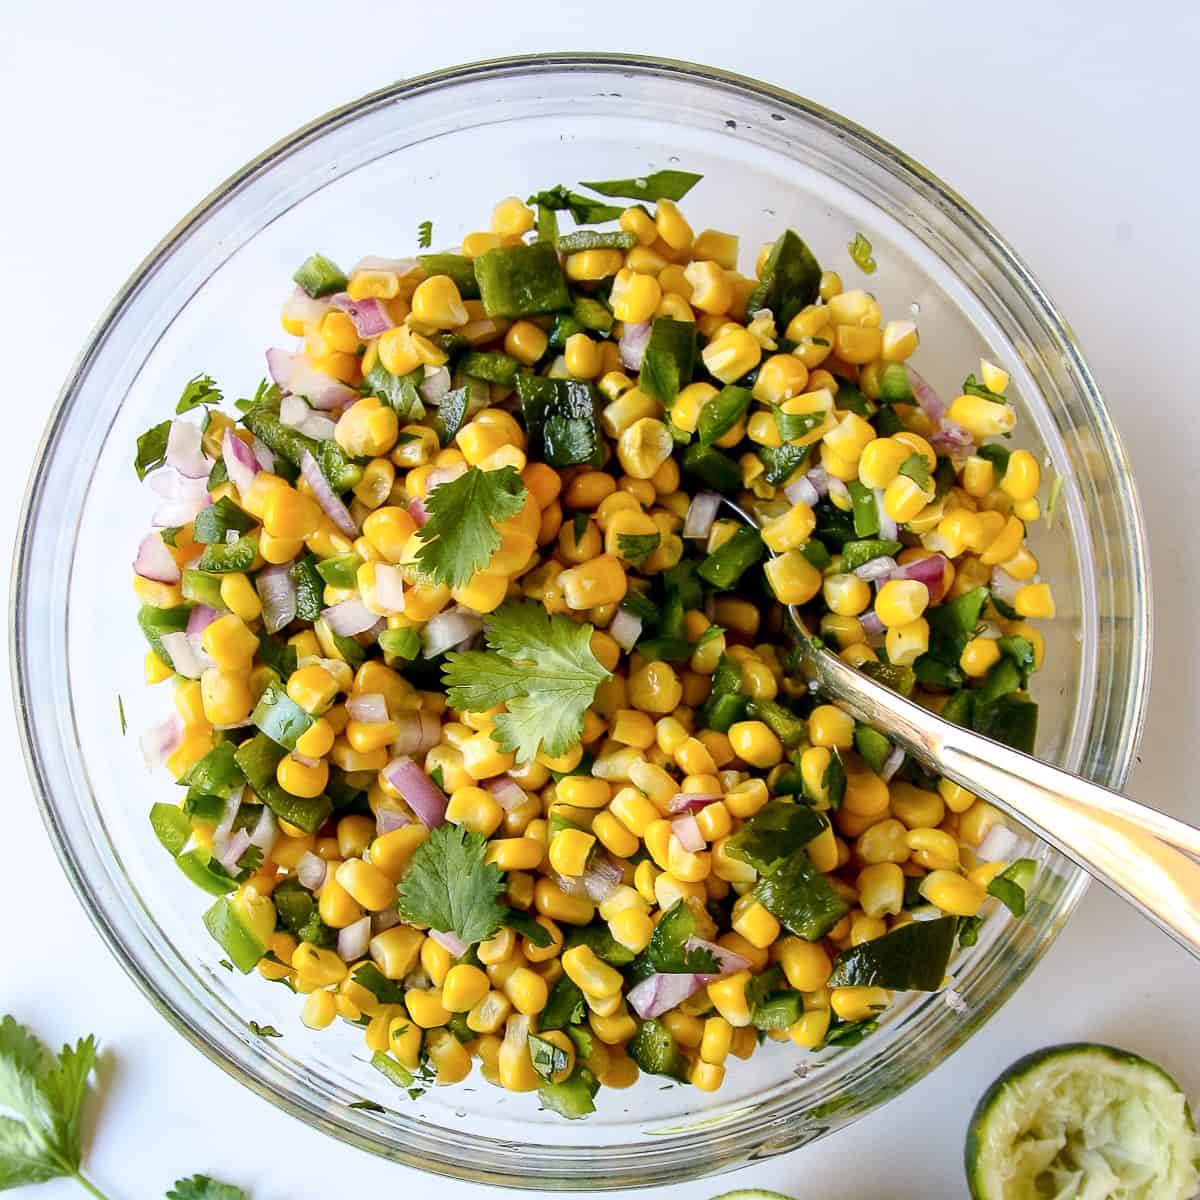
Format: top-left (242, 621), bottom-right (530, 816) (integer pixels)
top-left (966, 1043), bottom-right (1200, 1199)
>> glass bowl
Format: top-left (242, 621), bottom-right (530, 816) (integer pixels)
top-left (12, 53), bottom-right (1151, 1190)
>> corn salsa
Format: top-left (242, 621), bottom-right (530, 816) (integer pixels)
top-left (132, 169), bottom-right (1053, 1116)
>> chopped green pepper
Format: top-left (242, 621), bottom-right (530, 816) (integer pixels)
top-left (638, 317), bottom-right (696, 404)
top-left (474, 242), bottom-right (570, 318)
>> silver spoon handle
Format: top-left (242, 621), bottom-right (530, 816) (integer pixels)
top-left (813, 648), bottom-right (1200, 959)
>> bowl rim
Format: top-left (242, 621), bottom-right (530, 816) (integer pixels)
top-left (12, 51), bottom-right (1153, 1188)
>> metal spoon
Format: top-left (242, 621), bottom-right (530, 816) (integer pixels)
top-left (721, 497), bottom-right (1200, 959)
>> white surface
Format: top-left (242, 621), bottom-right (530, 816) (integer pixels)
top-left (2, 3), bottom-right (1198, 1197)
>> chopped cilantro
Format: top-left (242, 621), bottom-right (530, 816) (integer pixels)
top-left (578, 170), bottom-right (702, 203)
top-left (348, 1099), bottom-right (387, 1113)
top-left (176, 373), bottom-right (223, 413)
top-left (987, 858), bottom-right (1037, 917)
top-left (417, 219), bottom-right (433, 249)
top-left (353, 962), bottom-right (407, 1004)
top-left (167, 1176), bottom-right (247, 1200)
top-left (442, 600), bottom-right (611, 762)
top-left (134, 419), bottom-right (171, 480)
top-left (414, 465), bottom-right (527, 588)
top-left (617, 531), bottom-right (661, 566)
top-left (962, 373), bottom-right (1008, 404)
top-left (526, 185), bottom-right (623, 226)
top-left (898, 452), bottom-right (932, 491)
top-left (248, 1021), bottom-right (282, 1038)
top-left (117, 694), bottom-right (126, 735)
top-left (159, 525), bottom-right (182, 548)
top-left (646, 899), bottom-right (720, 974)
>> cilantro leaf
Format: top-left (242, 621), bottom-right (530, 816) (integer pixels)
top-left (617, 531), bottom-right (660, 566)
top-left (176, 373), bottom-right (223, 414)
top-left (526, 185), bottom-right (624, 225)
top-left (898, 452), bottom-right (932, 491)
top-left (987, 858), bottom-right (1037, 917)
top-left (134, 420), bottom-right (171, 480)
top-left (117, 695), bottom-right (126, 736)
top-left (166, 1175), bottom-right (247, 1200)
top-left (847, 232), bottom-right (877, 274)
top-left (442, 600), bottom-right (611, 761)
top-left (578, 170), bottom-right (702, 203)
top-left (417, 219), bottom-right (433, 249)
top-left (363, 360), bottom-right (425, 422)
top-left (725, 802), bottom-right (827, 873)
top-left (352, 962), bottom-right (407, 1004)
top-left (248, 1021), bottom-right (281, 1038)
top-left (348, 1099), bottom-right (387, 1113)
top-left (415, 466), bottom-right (527, 588)
top-left (397, 824), bottom-right (507, 945)
top-left (0, 1016), bottom-right (108, 1195)
top-left (528, 1033), bottom-right (571, 1083)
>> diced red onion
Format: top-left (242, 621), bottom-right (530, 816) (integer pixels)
top-left (929, 419), bottom-right (975, 458)
top-left (221, 428), bottom-right (260, 496)
top-left (166, 420), bottom-right (211, 479)
top-left (280, 393), bottom-right (337, 441)
top-left (784, 476), bottom-right (820, 508)
top-left (407, 497), bottom-right (428, 527)
top-left (383, 757), bottom-right (447, 828)
top-left (978, 823), bottom-right (1019, 862)
top-left (895, 553), bottom-right (948, 603)
top-left (250, 436), bottom-right (275, 473)
top-left (686, 936), bottom-right (752, 976)
top-left (282, 286), bottom-right (331, 329)
top-left (609, 608), bottom-right (643, 652)
top-left (300, 450), bottom-right (358, 538)
top-left (874, 488), bottom-right (899, 540)
top-left (425, 462), bottom-right (468, 493)
top-left (256, 562), bottom-right (297, 634)
top-left (352, 255), bottom-right (419, 276)
top-left (420, 365), bottom-right (452, 406)
top-left (376, 807), bottom-right (412, 835)
top-left (671, 813), bottom-right (705, 853)
top-left (683, 490), bottom-right (722, 540)
top-left (390, 710), bottom-right (425, 756)
top-left (827, 477), bottom-right (851, 506)
top-left (853, 555), bottom-right (899, 582)
top-left (213, 788), bottom-right (243, 847)
top-left (266, 348), bottom-right (358, 410)
top-left (802, 466), bottom-right (834, 498)
top-left (880, 744), bottom-right (905, 782)
top-left (990, 567), bottom-right (1022, 605)
top-left (372, 563), bottom-right (406, 614)
top-left (906, 366), bottom-right (945, 425)
top-left (330, 292), bottom-right (394, 338)
top-left (417, 710), bottom-right (441, 753)
top-left (297, 851), bottom-right (327, 891)
top-left (667, 792), bottom-right (722, 814)
top-left (322, 595), bottom-right (378, 638)
top-left (159, 631), bottom-right (211, 679)
top-left (430, 929), bottom-right (468, 958)
top-left (581, 857), bottom-right (623, 902)
top-left (551, 871), bottom-right (589, 897)
top-left (140, 712), bottom-right (183, 770)
top-left (618, 320), bottom-right (651, 371)
top-left (134, 531), bottom-right (180, 584)
top-left (186, 604), bottom-right (221, 638)
top-left (859, 610), bottom-right (886, 639)
top-left (372, 907), bottom-right (402, 933)
top-left (338, 915), bottom-right (373, 963)
top-left (422, 606), bottom-right (483, 659)
top-left (216, 828), bottom-right (252, 872)
top-left (485, 776), bottom-right (528, 813)
top-left (347, 692), bottom-right (389, 724)
top-left (627, 972), bottom-right (709, 1020)
top-left (152, 476), bottom-right (211, 527)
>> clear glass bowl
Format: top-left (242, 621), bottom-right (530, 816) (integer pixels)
top-left (12, 54), bottom-right (1151, 1189)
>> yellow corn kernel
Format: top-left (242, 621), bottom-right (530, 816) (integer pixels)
top-left (611, 709), bottom-right (656, 750)
top-left (874, 579), bottom-right (930, 629)
top-left (276, 753), bottom-right (328, 799)
top-left (607, 268), bottom-right (661, 324)
top-left (707, 970), bottom-right (752, 1027)
top-left (833, 324), bottom-right (881, 364)
top-left (959, 635), bottom-right (1001, 678)
top-left (806, 704), bottom-right (853, 750)
top-left (458, 731), bottom-right (516, 782)
top-left (1000, 449), bottom-right (1040, 502)
top-left (789, 1007), bottom-right (832, 1048)
top-left (857, 437), bottom-right (909, 490)
top-left (332, 858), bottom-right (395, 913)
top-left (731, 895), bottom-right (781, 949)
top-left (947, 393), bottom-right (1016, 439)
top-left (777, 938), bottom-right (832, 993)
top-left (920, 869), bottom-right (986, 916)
top-left (1014, 582), bottom-right (1056, 619)
top-left (854, 862), bottom-right (904, 918)
top-left (292, 943), bottom-right (348, 987)
top-left (618, 205), bottom-right (658, 245)
top-left (336, 396), bottom-right (400, 459)
top-left (608, 786), bottom-right (659, 837)
top-left (300, 988), bottom-right (337, 1030)
top-left (880, 319), bottom-right (919, 362)
top-left (885, 617), bottom-right (929, 667)
top-left (701, 327), bottom-right (762, 383)
top-left (763, 551), bottom-right (822, 606)
top-left (548, 827), bottom-right (597, 878)
top-left (565, 248), bottom-right (625, 282)
top-left (534, 878), bottom-right (595, 926)
top-left (201, 613), bottom-right (259, 671)
top-left (822, 572), bottom-right (871, 618)
top-left (907, 827), bottom-right (962, 872)
top-left (728, 720), bottom-right (783, 769)
top-left (410, 275), bottom-right (468, 329)
top-left (369, 825), bottom-right (429, 884)
top-left (831, 986), bottom-right (890, 1022)
top-left (760, 500), bottom-right (816, 554)
top-left (198, 669), bottom-right (253, 727)
top-left (654, 199), bottom-right (693, 250)
top-left (561, 944), bottom-right (623, 999)
top-left (679, 260), bottom-right (731, 315)
top-left (556, 554), bottom-right (626, 611)
top-left (615, 416), bottom-right (672, 481)
top-left (439, 962), bottom-right (489, 1014)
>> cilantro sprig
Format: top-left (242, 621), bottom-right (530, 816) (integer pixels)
top-left (414, 466), bottom-right (527, 588)
top-left (442, 600), bottom-right (611, 762)
top-left (397, 824), bottom-right (540, 947)
top-left (0, 1014), bottom-right (248, 1198)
